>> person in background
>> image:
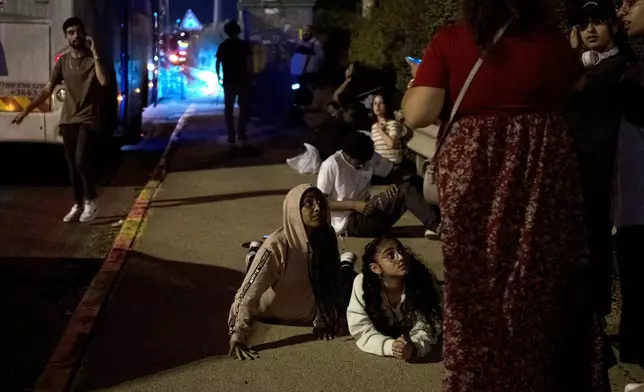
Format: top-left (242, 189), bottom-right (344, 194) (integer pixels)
top-left (228, 184), bottom-right (357, 360)
top-left (401, 0), bottom-right (611, 390)
top-left (614, 0), bottom-right (644, 373)
top-left (216, 20), bottom-right (252, 145)
top-left (566, 0), bottom-right (629, 318)
top-left (317, 132), bottom-right (440, 239)
top-left (290, 25), bottom-right (324, 108)
top-left (11, 16), bottom-right (109, 223)
top-left (369, 94), bottom-right (413, 173)
top-left (347, 237), bottom-right (442, 361)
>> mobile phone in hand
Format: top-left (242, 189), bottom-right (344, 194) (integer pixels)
top-left (406, 56), bottom-right (421, 64)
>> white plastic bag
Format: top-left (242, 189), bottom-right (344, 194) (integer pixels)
top-left (287, 143), bottom-right (321, 174)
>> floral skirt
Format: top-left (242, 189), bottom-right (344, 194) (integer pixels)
top-left (437, 113), bottom-right (611, 392)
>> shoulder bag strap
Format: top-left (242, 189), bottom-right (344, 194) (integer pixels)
top-left (434, 19), bottom-right (512, 153)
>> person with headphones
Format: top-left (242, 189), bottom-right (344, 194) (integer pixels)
top-left (566, 0), bottom-right (629, 318)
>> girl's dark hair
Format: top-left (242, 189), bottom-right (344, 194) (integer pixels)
top-left (460, 0), bottom-right (552, 50)
top-left (370, 94), bottom-right (396, 123)
top-left (361, 238), bottom-right (443, 337)
top-left (305, 189), bottom-right (341, 323)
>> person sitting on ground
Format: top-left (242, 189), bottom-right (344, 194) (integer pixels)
top-left (317, 132), bottom-right (440, 238)
top-left (347, 237), bottom-right (443, 360)
top-left (314, 101), bottom-right (355, 161)
top-left (369, 94), bottom-right (414, 173)
top-left (228, 184), bottom-right (357, 360)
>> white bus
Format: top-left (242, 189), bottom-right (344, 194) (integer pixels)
top-left (0, 0), bottom-right (159, 143)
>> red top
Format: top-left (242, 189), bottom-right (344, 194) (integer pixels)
top-left (414, 22), bottom-right (581, 118)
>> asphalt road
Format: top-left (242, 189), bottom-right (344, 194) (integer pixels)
top-left (0, 137), bottom-right (167, 392)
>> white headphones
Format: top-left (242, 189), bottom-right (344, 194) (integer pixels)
top-left (581, 46), bottom-right (619, 68)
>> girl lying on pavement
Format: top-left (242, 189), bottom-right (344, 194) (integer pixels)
top-left (228, 184), bottom-right (357, 360)
top-left (347, 237), bottom-right (443, 361)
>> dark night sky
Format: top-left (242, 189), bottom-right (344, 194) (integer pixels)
top-left (170, 0), bottom-right (214, 25)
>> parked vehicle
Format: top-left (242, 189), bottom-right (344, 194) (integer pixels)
top-left (0, 0), bottom-right (159, 144)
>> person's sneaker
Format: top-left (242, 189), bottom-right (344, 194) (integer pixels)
top-left (425, 223), bottom-right (442, 239)
top-left (79, 199), bottom-right (99, 223)
top-left (245, 241), bottom-right (263, 270)
top-left (340, 252), bottom-right (357, 268)
top-left (625, 384), bottom-right (644, 392)
top-left (63, 204), bottom-right (83, 223)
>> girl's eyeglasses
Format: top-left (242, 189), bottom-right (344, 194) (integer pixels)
top-left (379, 248), bottom-right (405, 263)
top-left (301, 198), bottom-right (323, 209)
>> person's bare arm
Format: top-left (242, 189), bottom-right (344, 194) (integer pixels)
top-left (87, 36), bottom-right (109, 86)
top-left (328, 200), bottom-right (358, 212)
top-left (11, 83), bottom-right (55, 124)
top-left (401, 86), bottom-right (445, 130)
top-left (216, 59), bottom-right (223, 81)
top-left (332, 77), bottom-right (351, 102)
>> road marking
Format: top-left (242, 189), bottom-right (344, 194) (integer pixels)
top-left (33, 104), bottom-right (196, 392)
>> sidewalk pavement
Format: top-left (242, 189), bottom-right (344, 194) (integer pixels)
top-left (70, 110), bottom-right (636, 392)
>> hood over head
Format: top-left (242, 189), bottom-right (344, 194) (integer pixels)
top-left (283, 184), bottom-right (329, 251)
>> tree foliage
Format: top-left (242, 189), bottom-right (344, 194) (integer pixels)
top-left (349, 0), bottom-right (458, 90)
top-left (348, 0), bottom-right (577, 90)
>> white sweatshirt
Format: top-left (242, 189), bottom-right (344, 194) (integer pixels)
top-left (346, 273), bottom-right (441, 357)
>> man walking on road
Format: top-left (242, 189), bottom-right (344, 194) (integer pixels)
top-left (11, 16), bottom-right (110, 223)
top-left (216, 20), bottom-right (252, 144)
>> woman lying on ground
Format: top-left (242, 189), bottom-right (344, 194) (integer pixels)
top-left (347, 237), bottom-right (443, 361)
top-left (228, 184), bottom-right (357, 360)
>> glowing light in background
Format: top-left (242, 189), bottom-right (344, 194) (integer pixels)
top-left (147, 63), bottom-right (156, 71)
top-left (168, 54), bottom-right (179, 63)
top-left (291, 83), bottom-right (300, 90)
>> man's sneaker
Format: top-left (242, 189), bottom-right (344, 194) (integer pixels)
top-left (63, 204), bottom-right (83, 223)
top-left (79, 199), bottom-right (99, 223)
top-left (340, 252), bottom-right (357, 268)
top-left (625, 384), bottom-right (644, 392)
top-left (425, 223), bottom-right (442, 240)
top-left (245, 241), bottom-right (263, 271)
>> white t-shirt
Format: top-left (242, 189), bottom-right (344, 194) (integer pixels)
top-left (317, 150), bottom-right (393, 233)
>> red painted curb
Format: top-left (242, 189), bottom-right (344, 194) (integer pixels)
top-left (33, 105), bottom-right (195, 392)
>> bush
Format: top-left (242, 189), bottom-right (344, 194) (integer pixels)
top-left (349, 0), bottom-right (458, 91)
top-left (348, 0), bottom-right (583, 91)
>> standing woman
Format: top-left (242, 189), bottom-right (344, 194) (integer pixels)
top-left (402, 1), bottom-right (610, 391)
top-left (615, 0), bottom-right (644, 370)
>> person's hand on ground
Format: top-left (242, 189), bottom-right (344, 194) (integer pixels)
top-left (406, 57), bottom-right (420, 79)
top-left (313, 325), bottom-right (336, 340)
top-left (353, 201), bottom-right (374, 216)
top-left (229, 341), bottom-right (259, 360)
top-left (569, 26), bottom-right (580, 50)
top-left (384, 185), bottom-right (398, 199)
top-left (392, 335), bottom-right (417, 361)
